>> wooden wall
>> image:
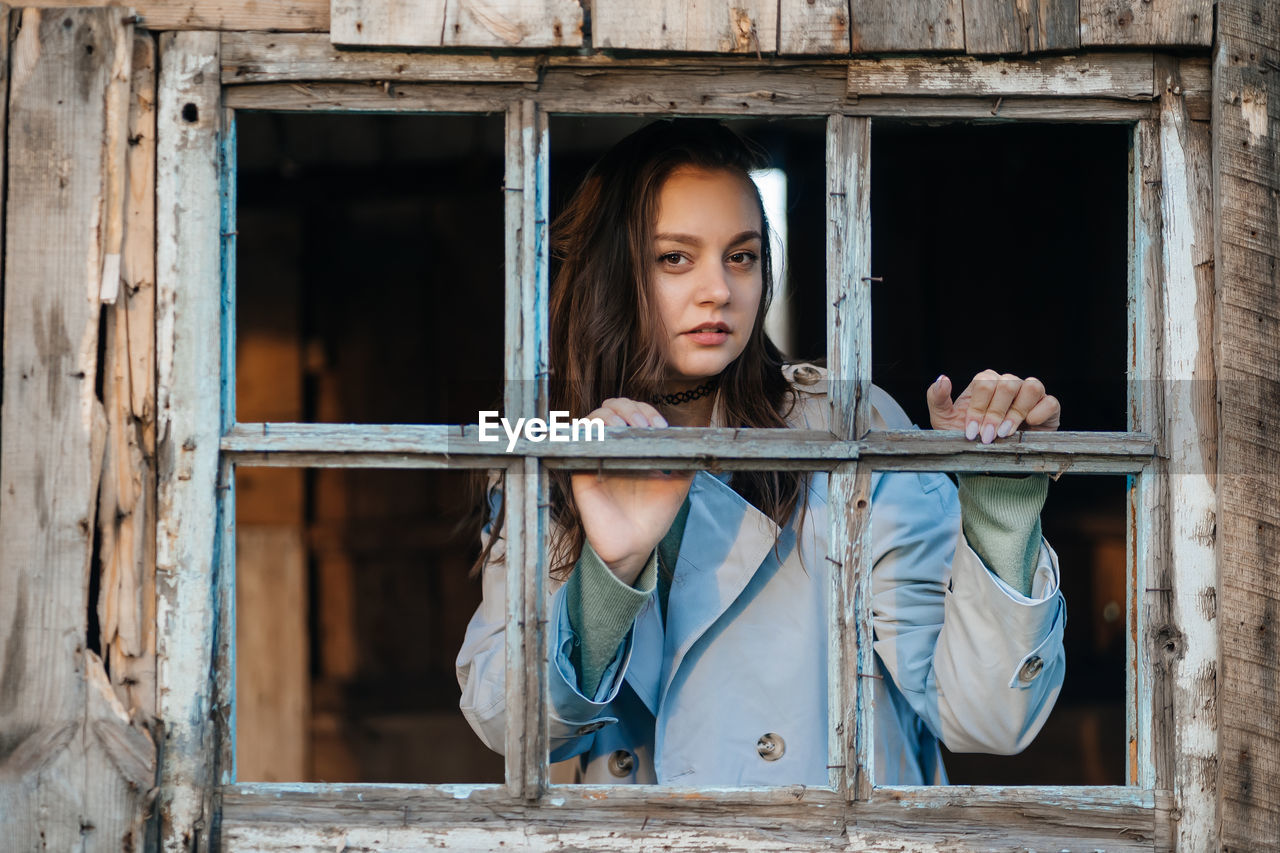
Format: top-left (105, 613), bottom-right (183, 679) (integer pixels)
top-left (1213, 0), bottom-right (1280, 846)
top-left (0, 0), bottom-right (1275, 850)
top-left (20, 0), bottom-right (1213, 51)
top-left (0, 8), bottom-right (157, 851)
top-left (326, 0), bottom-right (1213, 51)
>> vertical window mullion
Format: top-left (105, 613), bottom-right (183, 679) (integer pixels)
top-left (502, 99), bottom-right (550, 800)
top-left (825, 114), bottom-right (873, 800)
top-left (1130, 118), bottom-right (1165, 791)
top-left (216, 105), bottom-right (239, 786)
top-left (155, 30), bottom-right (225, 852)
top-left (1153, 92), bottom-right (1219, 850)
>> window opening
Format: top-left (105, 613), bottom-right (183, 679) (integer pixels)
top-left (235, 112), bottom-right (505, 426)
top-left (867, 123), bottom-right (1130, 431)
top-left (234, 465), bottom-right (502, 784)
top-left (547, 116), bottom-right (825, 365)
top-left (234, 110), bottom-right (507, 783)
top-left (925, 472), bottom-right (1129, 786)
top-left (863, 123), bottom-right (1132, 786)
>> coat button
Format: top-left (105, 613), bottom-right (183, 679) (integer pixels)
top-left (575, 721), bottom-right (606, 735)
top-left (792, 365), bottom-right (821, 386)
top-left (607, 750), bottom-right (634, 777)
top-left (756, 733), bottom-right (785, 761)
top-left (1018, 655), bottom-right (1045, 683)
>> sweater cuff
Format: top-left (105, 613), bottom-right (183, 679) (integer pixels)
top-left (565, 540), bottom-right (657, 696)
top-left (957, 473), bottom-right (1050, 598)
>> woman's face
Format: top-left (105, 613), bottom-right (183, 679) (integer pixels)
top-left (651, 166), bottom-right (764, 384)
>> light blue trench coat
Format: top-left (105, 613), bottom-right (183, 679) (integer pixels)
top-left (457, 367), bottom-right (1066, 786)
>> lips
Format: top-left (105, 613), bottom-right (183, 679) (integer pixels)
top-left (680, 320), bottom-right (732, 343)
top-left (685, 322), bottom-right (730, 345)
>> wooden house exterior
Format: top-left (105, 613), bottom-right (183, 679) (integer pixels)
top-left (0, 0), bottom-right (1274, 849)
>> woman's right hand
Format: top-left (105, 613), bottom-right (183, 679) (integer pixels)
top-left (570, 398), bottom-right (694, 586)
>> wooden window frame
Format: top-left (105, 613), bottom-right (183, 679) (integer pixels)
top-left (155, 31), bottom-right (1214, 850)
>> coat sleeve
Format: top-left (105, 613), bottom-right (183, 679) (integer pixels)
top-left (455, 485), bottom-right (640, 762)
top-left (869, 470), bottom-right (1066, 755)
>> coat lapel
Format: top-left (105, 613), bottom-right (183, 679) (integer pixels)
top-left (658, 470), bottom-right (781, 706)
top-left (626, 381), bottom-right (906, 718)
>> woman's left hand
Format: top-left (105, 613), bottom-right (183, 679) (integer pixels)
top-left (926, 370), bottom-right (1061, 443)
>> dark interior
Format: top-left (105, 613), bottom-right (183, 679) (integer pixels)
top-left (234, 111), bottom-right (1130, 786)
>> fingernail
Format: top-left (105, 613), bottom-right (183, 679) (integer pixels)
top-left (981, 424), bottom-right (995, 444)
top-left (935, 374), bottom-right (946, 385)
top-left (997, 419), bottom-right (1014, 438)
top-left (965, 420), bottom-right (979, 440)
top-left (655, 416), bottom-right (668, 428)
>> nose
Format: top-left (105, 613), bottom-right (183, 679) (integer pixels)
top-left (693, 262), bottom-right (732, 306)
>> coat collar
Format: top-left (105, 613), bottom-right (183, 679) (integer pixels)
top-left (662, 471), bottom-right (782, 694)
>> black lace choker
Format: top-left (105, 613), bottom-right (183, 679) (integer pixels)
top-left (651, 379), bottom-right (718, 407)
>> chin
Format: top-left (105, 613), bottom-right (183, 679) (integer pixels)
top-left (670, 345), bottom-right (747, 382)
top-left (674, 360), bottom-right (734, 382)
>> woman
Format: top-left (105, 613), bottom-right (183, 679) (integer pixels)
top-left (457, 119), bottom-right (1065, 786)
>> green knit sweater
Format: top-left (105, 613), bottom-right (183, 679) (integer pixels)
top-left (566, 473), bottom-right (1049, 696)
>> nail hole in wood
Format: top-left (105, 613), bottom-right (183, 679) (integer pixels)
top-left (182, 103), bottom-right (199, 123)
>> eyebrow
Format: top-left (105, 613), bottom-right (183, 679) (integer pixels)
top-left (655, 230), bottom-right (763, 247)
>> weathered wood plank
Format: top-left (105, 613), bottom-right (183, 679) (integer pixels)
top-left (221, 33), bottom-right (539, 84)
top-left (846, 96), bottom-right (1156, 120)
top-left (0, 8), bottom-right (154, 851)
top-left (591, 0), bottom-right (778, 53)
top-left (223, 450), bottom-right (1157, 475)
top-left (825, 115), bottom-right (873, 797)
top-left (1129, 119), bottom-right (1170, 793)
top-left (500, 104), bottom-right (528, 801)
top-left (224, 78), bottom-right (1161, 122)
top-left (849, 0), bottom-right (964, 52)
top-left (155, 29), bottom-right (223, 853)
top-left (1080, 0), bottom-right (1211, 47)
top-left (778, 0), bottom-right (850, 55)
top-left (215, 96), bottom-right (239, 789)
top-left (501, 99), bottom-right (550, 800)
top-left (1157, 60), bottom-right (1219, 853)
top-left (217, 783), bottom-right (1172, 851)
top-left (0, 3), bottom-right (6, 279)
top-left (19, 0), bottom-right (329, 31)
top-left (221, 423), bottom-right (1155, 468)
top-left (962, 0), bottom-right (1079, 55)
top-left (331, 0), bottom-right (582, 48)
top-left (217, 40), bottom-right (1188, 109)
top-left (847, 53), bottom-right (1155, 98)
top-left (1213, 0), bottom-right (1280, 846)
top-left (223, 80), bottom-right (515, 113)
top-left (99, 7), bottom-right (133, 304)
top-left (1178, 54), bottom-right (1211, 122)
top-left (99, 29), bottom-right (158, 724)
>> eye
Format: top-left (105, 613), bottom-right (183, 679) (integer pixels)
top-left (728, 250), bottom-right (759, 266)
top-left (658, 251), bottom-right (688, 266)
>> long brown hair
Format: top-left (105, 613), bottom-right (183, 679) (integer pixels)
top-left (476, 119), bottom-right (809, 578)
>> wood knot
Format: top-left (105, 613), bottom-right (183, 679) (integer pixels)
top-left (1153, 624), bottom-right (1185, 660)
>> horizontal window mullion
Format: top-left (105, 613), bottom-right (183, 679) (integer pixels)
top-left (218, 783), bottom-right (1169, 849)
top-left (222, 781), bottom-right (1165, 810)
top-left (223, 424), bottom-right (1155, 471)
top-left (224, 82), bottom-right (1164, 122)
